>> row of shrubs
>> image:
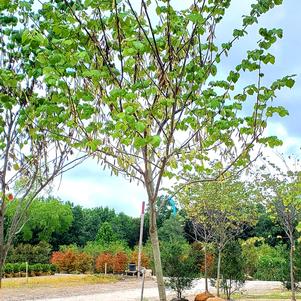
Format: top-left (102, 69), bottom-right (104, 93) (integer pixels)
top-left (6, 241), bottom-right (52, 264)
top-left (4, 263), bottom-right (56, 277)
top-left (51, 249), bottom-right (150, 274)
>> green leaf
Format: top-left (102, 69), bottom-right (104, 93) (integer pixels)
top-left (135, 122), bottom-right (146, 133)
top-left (132, 41), bottom-right (144, 51)
top-left (150, 135), bottom-right (161, 148)
top-left (286, 78), bottom-right (295, 88)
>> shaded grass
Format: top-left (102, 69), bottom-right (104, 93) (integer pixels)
top-left (2, 274), bottom-right (120, 289)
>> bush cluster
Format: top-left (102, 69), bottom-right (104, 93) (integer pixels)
top-left (51, 250), bottom-right (93, 273)
top-left (95, 252), bottom-right (128, 273)
top-left (51, 247), bottom-right (150, 274)
top-left (6, 241), bottom-right (52, 264)
top-left (4, 263), bottom-right (56, 277)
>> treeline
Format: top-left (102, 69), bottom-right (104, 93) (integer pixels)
top-left (4, 196), bottom-right (294, 255)
top-left (5, 197), bottom-right (146, 250)
top-left (4, 195), bottom-right (301, 298)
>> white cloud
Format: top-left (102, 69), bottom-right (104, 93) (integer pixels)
top-left (52, 160), bottom-right (147, 217)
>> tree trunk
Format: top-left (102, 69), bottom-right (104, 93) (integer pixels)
top-left (0, 259), bottom-right (3, 289)
top-left (204, 244), bottom-right (208, 292)
top-left (0, 211), bottom-right (4, 289)
top-left (149, 200), bottom-right (166, 301)
top-left (216, 248), bottom-right (222, 297)
top-left (290, 239), bottom-right (296, 301)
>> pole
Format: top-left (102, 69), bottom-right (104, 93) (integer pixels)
top-left (137, 201), bottom-right (145, 278)
top-left (26, 261), bottom-right (28, 284)
top-left (140, 268), bottom-right (146, 301)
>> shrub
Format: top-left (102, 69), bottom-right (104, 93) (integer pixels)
top-left (74, 252), bottom-right (93, 273)
top-left (51, 250), bottom-right (77, 273)
top-left (130, 250), bottom-right (150, 268)
top-left (255, 244), bottom-right (288, 281)
top-left (12, 263), bottom-right (20, 273)
top-left (51, 249), bottom-right (93, 274)
top-left (112, 252), bottom-right (128, 273)
top-left (4, 263), bottom-right (13, 274)
top-left (240, 237), bottom-right (264, 278)
top-left (157, 216), bottom-right (199, 299)
top-left (3, 263), bottom-right (56, 277)
top-left (6, 241), bottom-right (51, 264)
top-left (95, 253), bottom-right (113, 273)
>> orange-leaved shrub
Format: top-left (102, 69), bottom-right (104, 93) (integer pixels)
top-left (95, 252), bottom-right (128, 274)
top-left (112, 252), bottom-right (128, 273)
top-left (74, 252), bottom-right (93, 273)
top-left (95, 253), bottom-right (113, 273)
top-left (130, 250), bottom-right (150, 268)
top-left (51, 250), bottom-right (93, 273)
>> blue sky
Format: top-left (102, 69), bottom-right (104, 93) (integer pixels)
top-left (52, 0), bottom-right (301, 217)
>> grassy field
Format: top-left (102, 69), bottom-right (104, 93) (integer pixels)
top-left (232, 291), bottom-right (301, 300)
top-left (2, 274), bottom-right (120, 289)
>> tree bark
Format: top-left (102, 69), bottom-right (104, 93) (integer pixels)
top-left (0, 258), bottom-right (3, 289)
top-left (0, 210), bottom-right (4, 289)
top-left (204, 244), bottom-right (208, 292)
top-left (290, 238), bottom-right (296, 301)
top-left (216, 248), bottom-right (222, 297)
top-left (149, 200), bottom-right (166, 301)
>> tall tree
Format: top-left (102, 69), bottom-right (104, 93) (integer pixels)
top-left (22, 0), bottom-right (293, 299)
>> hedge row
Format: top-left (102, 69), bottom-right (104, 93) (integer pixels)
top-left (51, 249), bottom-right (150, 274)
top-left (4, 263), bottom-right (56, 277)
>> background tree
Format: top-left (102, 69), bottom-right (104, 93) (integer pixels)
top-left (96, 221), bottom-right (118, 245)
top-left (5, 197), bottom-right (73, 244)
top-left (178, 176), bottom-right (256, 296)
top-left (258, 169), bottom-right (301, 301)
top-left (243, 204), bottom-right (286, 246)
top-left (51, 203), bottom-right (87, 249)
top-left (111, 213), bottom-right (141, 247)
top-left (21, 0), bottom-right (294, 298)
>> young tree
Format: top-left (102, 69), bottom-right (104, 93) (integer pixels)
top-left (0, 2), bottom-right (86, 286)
top-left (190, 207), bottom-right (214, 292)
top-left (178, 177), bottom-right (256, 296)
top-left (259, 169), bottom-right (301, 301)
top-left (21, 0), bottom-right (294, 299)
top-left (159, 217), bottom-right (198, 301)
top-left (211, 241), bottom-right (246, 300)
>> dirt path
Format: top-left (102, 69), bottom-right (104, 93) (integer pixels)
top-left (0, 276), bottom-right (288, 301)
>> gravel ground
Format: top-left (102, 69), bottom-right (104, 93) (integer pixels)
top-left (0, 276), bottom-right (287, 301)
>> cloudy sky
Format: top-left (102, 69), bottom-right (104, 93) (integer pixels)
top-left (52, 0), bottom-right (301, 217)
